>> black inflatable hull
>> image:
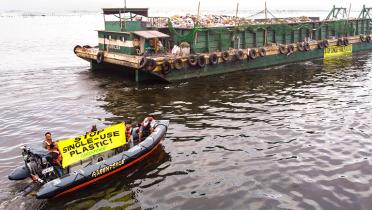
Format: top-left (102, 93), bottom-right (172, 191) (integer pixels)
top-left (8, 166), bottom-right (30, 180)
top-left (36, 120), bottom-right (169, 199)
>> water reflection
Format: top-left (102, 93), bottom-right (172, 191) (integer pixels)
top-left (323, 55), bottom-right (354, 72)
top-left (96, 60), bottom-right (325, 125)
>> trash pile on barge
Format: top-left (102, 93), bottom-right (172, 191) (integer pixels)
top-left (166, 15), bottom-right (318, 28)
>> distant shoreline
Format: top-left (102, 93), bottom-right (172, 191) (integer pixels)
top-left (0, 9), bottom-right (362, 18)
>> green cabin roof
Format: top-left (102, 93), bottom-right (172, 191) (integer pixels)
top-left (102, 8), bottom-right (148, 17)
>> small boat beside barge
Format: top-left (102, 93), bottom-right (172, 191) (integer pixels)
top-left (75, 5), bottom-right (372, 83)
top-left (8, 120), bottom-right (169, 199)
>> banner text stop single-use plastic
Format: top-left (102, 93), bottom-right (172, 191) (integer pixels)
top-left (58, 123), bottom-right (126, 168)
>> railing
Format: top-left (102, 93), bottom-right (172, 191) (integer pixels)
top-left (148, 17), bottom-right (169, 28)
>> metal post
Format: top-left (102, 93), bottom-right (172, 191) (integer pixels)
top-left (263, 1), bottom-right (268, 45)
top-left (197, 1), bottom-right (201, 20)
top-left (347, 3), bottom-right (352, 19)
top-left (103, 13), bottom-right (106, 51)
top-left (333, 5), bottom-right (336, 18)
top-left (103, 12), bottom-right (106, 29)
top-left (346, 3), bottom-right (352, 36)
top-left (243, 30), bottom-right (247, 48)
top-left (358, 5), bottom-right (365, 19)
top-left (206, 31), bottom-right (210, 52)
top-left (219, 33), bottom-right (222, 51)
top-left (236, 2), bottom-right (239, 18)
top-left (119, 11), bottom-right (122, 31)
top-left (265, 1), bottom-right (268, 20)
top-left (123, 0), bottom-right (127, 30)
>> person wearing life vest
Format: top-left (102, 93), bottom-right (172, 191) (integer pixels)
top-left (43, 132), bottom-right (63, 176)
top-left (49, 143), bottom-right (64, 177)
top-left (138, 116), bottom-right (156, 142)
top-left (126, 124), bottom-right (135, 148)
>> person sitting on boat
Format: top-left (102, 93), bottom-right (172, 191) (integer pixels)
top-left (126, 124), bottom-right (135, 148)
top-left (90, 125), bottom-right (97, 132)
top-left (85, 125), bottom-right (98, 135)
top-left (43, 132), bottom-right (63, 176)
top-left (43, 132), bottom-right (55, 151)
top-left (138, 116), bottom-right (156, 141)
top-left (144, 39), bottom-right (156, 55)
top-left (155, 39), bottom-right (164, 53)
top-left (48, 143), bottom-right (64, 177)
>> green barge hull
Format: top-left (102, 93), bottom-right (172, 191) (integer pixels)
top-left (78, 40), bottom-right (372, 82)
top-left (160, 43), bottom-right (372, 82)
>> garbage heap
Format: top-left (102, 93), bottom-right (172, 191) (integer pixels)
top-left (163, 15), bottom-right (318, 28)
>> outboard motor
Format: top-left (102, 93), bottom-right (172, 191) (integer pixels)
top-left (9, 146), bottom-right (60, 183)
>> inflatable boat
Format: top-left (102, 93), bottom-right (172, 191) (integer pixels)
top-left (8, 120), bottom-right (169, 199)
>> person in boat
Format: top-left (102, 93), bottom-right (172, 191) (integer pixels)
top-left (43, 132), bottom-right (55, 151)
top-left (86, 125), bottom-right (97, 134)
top-left (155, 38), bottom-right (164, 53)
top-left (90, 125), bottom-right (97, 132)
top-left (49, 143), bottom-right (64, 177)
top-left (125, 124), bottom-right (134, 148)
top-left (138, 116), bottom-right (156, 142)
top-left (145, 39), bottom-right (159, 55)
top-left (42, 132), bottom-right (64, 176)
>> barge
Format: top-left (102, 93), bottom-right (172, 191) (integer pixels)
top-left (74, 5), bottom-right (372, 82)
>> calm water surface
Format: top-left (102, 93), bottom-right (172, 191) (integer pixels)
top-left (0, 14), bottom-right (372, 210)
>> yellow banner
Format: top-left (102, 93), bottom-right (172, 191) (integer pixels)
top-left (58, 123), bottom-right (126, 168)
top-left (324, 45), bottom-right (352, 58)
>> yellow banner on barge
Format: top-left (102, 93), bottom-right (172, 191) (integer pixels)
top-left (324, 45), bottom-right (352, 58)
top-left (58, 123), bottom-right (126, 168)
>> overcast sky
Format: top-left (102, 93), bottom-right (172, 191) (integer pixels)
top-left (0, 0), bottom-right (370, 12)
